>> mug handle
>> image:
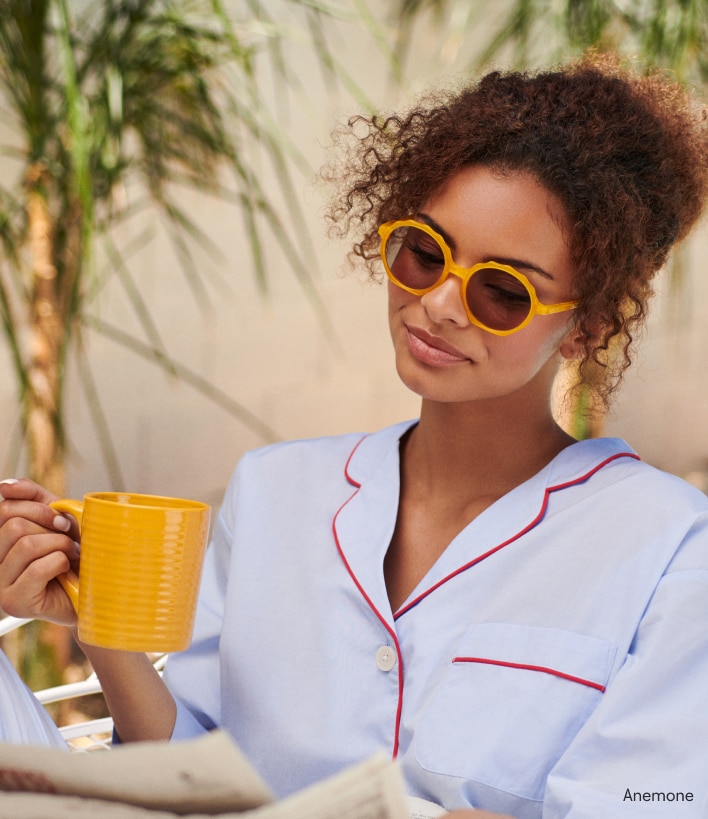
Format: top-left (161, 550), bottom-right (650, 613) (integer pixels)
top-left (49, 499), bottom-right (84, 613)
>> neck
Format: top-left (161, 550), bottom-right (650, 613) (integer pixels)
top-left (404, 393), bottom-right (575, 503)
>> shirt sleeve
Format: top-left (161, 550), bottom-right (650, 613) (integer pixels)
top-left (544, 513), bottom-right (708, 817)
top-left (0, 649), bottom-right (67, 749)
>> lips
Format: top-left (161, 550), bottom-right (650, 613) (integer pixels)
top-left (405, 325), bottom-right (470, 366)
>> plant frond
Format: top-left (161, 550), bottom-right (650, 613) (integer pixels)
top-left (160, 205), bottom-right (218, 312)
top-left (83, 313), bottom-right (282, 444)
top-left (0, 0), bottom-right (56, 157)
top-left (0, 272), bottom-right (29, 397)
top-left (102, 234), bottom-right (178, 377)
top-left (0, 0), bottom-right (396, 501)
top-left (302, 9), bottom-right (378, 114)
top-left (74, 339), bottom-right (127, 490)
top-left (244, 190), bottom-right (342, 352)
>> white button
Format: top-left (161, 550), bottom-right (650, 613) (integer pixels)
top-left (376, 645), bottom-right (397, 672)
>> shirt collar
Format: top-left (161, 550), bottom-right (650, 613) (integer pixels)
top-left (336, 422), bottom-right (638, 619)
top-left (345, 420), bottom-right (637, 491)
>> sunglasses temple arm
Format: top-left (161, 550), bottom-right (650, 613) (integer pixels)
top-left (537, 300), bottom-right (580, 315)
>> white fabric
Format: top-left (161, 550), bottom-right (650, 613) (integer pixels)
top-left (0, 649), bottom-right (66, 748)
top-left (164, 420), bottom-right (708, 817)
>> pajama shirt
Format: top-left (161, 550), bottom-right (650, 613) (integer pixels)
top-left (165, 420), bottom-right (708, 817)
top-left (0, 647), bottom-right (66, 748)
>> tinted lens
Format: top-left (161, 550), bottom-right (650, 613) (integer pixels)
top-left (384, 225), bottom-right (446, 291)
top-left (465, 267), bottom-right (533, 331)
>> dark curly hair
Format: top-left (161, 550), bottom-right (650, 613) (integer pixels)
top-left (324, 53), bottom-right (708, 407)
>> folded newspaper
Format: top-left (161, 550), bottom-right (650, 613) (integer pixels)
top-left (0, 730), bottom-right (446, 819)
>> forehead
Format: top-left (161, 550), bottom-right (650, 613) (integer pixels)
top-left (425, 165), bottom-right (570, 238)
top-left (422, 165), bottom-right (574, 282)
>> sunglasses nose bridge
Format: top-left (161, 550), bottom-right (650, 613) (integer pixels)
top-left (419, 267), bottom-right (471, 327)
top-left (432, 259), bottom-right (486, 328)
top-left (444, 257), bottom-right (475, 286)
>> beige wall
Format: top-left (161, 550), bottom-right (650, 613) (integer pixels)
top-left (1, 9), bottom-right (706, 507)
top-left (603, 227), bottom-right (708, 488)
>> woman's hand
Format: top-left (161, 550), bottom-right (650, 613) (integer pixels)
top-left (0, 478), bottom-right (177, 741)
top-left (0, 478), bottom-right (79, 625)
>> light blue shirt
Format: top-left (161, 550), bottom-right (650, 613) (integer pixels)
top-left (164, 421), bottom-right (708, 817)
top-left (0, 649), bottom-right (65, 748)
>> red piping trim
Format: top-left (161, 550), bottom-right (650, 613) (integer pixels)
top-left (343, 435), bottom-right (365, 489)
top-left (334, 436), bottom-right (404, 758)
top-left (334, 438), bottom-right (635, 758)
top-left (393, 451), bottom-right (640, 620)
top-left (452, 656), bottom-right (607, 692)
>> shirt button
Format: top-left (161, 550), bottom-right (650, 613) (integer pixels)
top-left (376, 645), bottom-right (397, 672)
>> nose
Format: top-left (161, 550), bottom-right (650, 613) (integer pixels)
top-left (420, 276), bottom-right (469, 327)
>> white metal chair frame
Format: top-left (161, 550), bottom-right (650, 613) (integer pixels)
top-left (0, 615), bottom-right (166, 751)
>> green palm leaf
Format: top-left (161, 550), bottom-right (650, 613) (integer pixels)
top-left (0, 0), bottom-right (379, 496)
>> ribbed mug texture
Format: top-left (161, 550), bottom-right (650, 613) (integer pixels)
top-left (57, 493), bottom-right (210, 651)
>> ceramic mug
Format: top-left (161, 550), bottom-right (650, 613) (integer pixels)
top-left (50, 492), bottom-right (211, 652)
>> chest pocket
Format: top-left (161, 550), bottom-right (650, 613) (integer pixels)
top-left (414, 622), bottom-right (616, 801)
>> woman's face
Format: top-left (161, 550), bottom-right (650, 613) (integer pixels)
top-left (387, 164), bottom-right (579, 406)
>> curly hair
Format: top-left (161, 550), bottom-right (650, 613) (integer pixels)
top-left (324, 53), bottom-right (708, 407)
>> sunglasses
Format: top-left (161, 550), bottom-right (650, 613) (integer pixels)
top-left (378, 219), bottom-right (579, 336)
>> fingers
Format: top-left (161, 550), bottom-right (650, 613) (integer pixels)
top-left (0, 500), bottom-right (75, 543)
top-left (0, 478), bottom-right (79, 624)
top-left (0, 479), bottom-right (79, 546)
top-left (0, 477), bottom-right (59, 505)
top-left (0, 519), bottom-right (80, 580)
top-left (0, 535), bottom-right (78, 624)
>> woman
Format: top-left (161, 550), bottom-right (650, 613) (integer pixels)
top-left (1, 54), bottom-right (707, 817)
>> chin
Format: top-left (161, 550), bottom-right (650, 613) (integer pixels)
top-left (395, 358), bottom-right (534, 407)
top-left (395, 361), bottom-right (476, 404)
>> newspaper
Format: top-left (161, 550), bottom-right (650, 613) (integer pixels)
top-left (407, 796), bottom-right (448, 818)
top-left (0, 730), bottom-right (414, 819)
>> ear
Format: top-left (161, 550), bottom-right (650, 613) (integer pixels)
top-left (560, 314), bottom-right (610, 361)
top-left (559, 326), bottom-right (585, 361)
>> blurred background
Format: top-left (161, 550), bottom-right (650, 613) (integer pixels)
top-left (1, 0), bottom-right (707, 706)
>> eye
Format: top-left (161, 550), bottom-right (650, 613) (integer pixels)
top-left (387, 226), bottom-right (447, 290)
top-left (405, 231), bottom-right (445, 271)
top-left (476, 268), bottom-right (532, 311)
top-left (484, 283), bottom-right (531, 306)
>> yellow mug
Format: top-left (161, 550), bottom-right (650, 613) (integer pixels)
top-left (50, 492), bottom-right (211, 652)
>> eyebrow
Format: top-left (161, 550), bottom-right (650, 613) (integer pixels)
top-left (417, 212), bottom-right (555, 281)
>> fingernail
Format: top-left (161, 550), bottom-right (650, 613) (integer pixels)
top-left (53, 515), bottom-right (72, 532)
top-left (73, 541), bottom-right (81, 558)
top-left (0, 478), bottom-right (19, 500)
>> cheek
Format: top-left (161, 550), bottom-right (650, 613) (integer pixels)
top-left (496, 319), bottom-right (571, 367)
top-left (388, 279), bottom-right (407, 304)
top-left (388, 280), bottom-right (417, 321)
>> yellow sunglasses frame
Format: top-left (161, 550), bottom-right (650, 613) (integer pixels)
top-left (378, 219), bottom-right (579, 336)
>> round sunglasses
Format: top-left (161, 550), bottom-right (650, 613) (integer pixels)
top-left (378, 220), bottom-right (579, 336)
